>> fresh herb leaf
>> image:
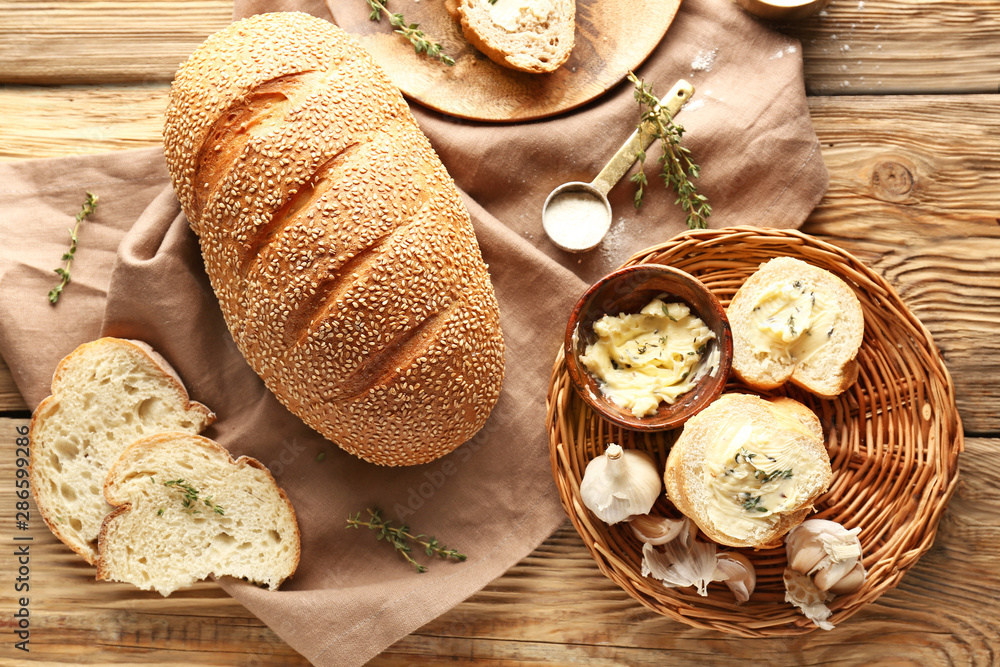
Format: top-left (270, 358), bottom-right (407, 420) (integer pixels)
top-left (48, 191), bottom-right (98, 304)
top-left (162, 479), bottom-right (225, 516)
top-left (626, 73), bottom-right (711, 229)
top-left (366, 0), bottom-right (455, 66)
top-left (739, 494), bottom-right (768, 513)
top-left (346, 508), bottom-right (467, 573)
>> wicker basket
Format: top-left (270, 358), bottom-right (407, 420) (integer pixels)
top-left (547, 227), bottom-right (964, 636)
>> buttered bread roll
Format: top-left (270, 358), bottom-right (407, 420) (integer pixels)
top-left (728, 257), bottom-right (864, 397)
top-left (664, 394), bottom-right (832, 549)
top-left (163, 12), bottom-right (504, 466)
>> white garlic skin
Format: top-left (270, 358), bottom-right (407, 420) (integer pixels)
top-left (786, 519), bottom-right (866, 594)
top-left (783, 567), bottom-right (835, 630)
top-left (715, 551), bottom-right (756, 604)
top-left (580, 443), bottom-right (661, 525)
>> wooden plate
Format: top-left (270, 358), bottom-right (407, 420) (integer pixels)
top-left (340, 0), bottom-right (683, 122)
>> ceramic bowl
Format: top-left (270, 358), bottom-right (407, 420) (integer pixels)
top-left (564, 264), bottom-right (733, 431)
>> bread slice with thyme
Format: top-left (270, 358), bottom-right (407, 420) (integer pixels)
top-left (29, 338), bottom-right (215, 564)
top-left (727, 257), bottom-right (864, 398)
top-left (455, 0), bottom-right (575, 74)
top-left (96, 433), bottom-right (300, 596)
top-left (664, 393), bottom-right (832, 549)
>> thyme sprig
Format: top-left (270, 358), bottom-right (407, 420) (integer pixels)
top-left (153, 476), bottom-right (225, 516)
top-left (346, 508), bottom-right (467, 573)
top-left (626, 73), bottom-right (711, 230)
top-left (48, 191), bottom-right (98, 304)
top-left (366, 0), bottom-right (455, 66)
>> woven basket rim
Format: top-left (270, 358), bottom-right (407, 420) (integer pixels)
top-left (547, 226), bottom-right (964, 636)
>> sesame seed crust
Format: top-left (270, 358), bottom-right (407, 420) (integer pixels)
top-left (163, 12), bottom-right (505, 466)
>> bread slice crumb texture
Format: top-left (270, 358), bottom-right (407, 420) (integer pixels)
top-left (97, 433), bottom-right (300, 597)
top-left (29, 338), bottom-right (214, 564)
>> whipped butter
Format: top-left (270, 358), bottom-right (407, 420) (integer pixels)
top-left (488, 0), bottom-right (554, 32)
top-left (747, 279), bottom-right (840, 365)
top-left (701, 414), bottom-right (825, 542)
top-left (579, 298), bottom-right (717, 418)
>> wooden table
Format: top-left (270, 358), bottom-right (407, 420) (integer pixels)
top-left (2, 1), bottom-right (998, 664)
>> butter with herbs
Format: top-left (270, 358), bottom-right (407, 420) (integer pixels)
top-left (700, 413), bottom-right (827, 542)
top-left (747, 279), bottom-right (841, 365)
top-left (579, 298), bottom-right (717, 418)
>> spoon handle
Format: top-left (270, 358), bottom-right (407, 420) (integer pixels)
top-left (590, 79), bottom-right (695, 197)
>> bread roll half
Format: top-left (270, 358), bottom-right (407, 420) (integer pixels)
top-left (727, 257), bottom-right (864, 397)
top-left (163, 12), bottom-right (505, 466)
top-left (664, 393), bottom-right (832, 549)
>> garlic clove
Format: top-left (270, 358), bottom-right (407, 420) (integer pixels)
top-left (629, 514), bottom-right (688, 545)
top-left (786, 542), bottom-right (826, 575)
top-left (785, 518), bottom-right (864, 592)
top-left (827, 561), bottom-right (866, 595)
top-left (714, 552), bottom-right (756, 604)
top-left (783, 567), bottom-right (835, 630)
top-left (641, 537), bottom-right (718, 596)
top-left (580, 443), bottom-right (661, 525)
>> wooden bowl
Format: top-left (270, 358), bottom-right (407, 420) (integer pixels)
top-left (564, 264), bottom-right (733, 431)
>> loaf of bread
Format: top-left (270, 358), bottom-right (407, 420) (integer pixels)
top-left (727, 257), bottom-right (864, 397)
top-left (29, 338), bottom-right (215, 564)
top-left (664, 393), bottom-right (832, 549)
top-left (97, 433), bottom-right (300, 596)
top-left (451, 0), bottom-right (575, 73)
top-left (163, 12), bottom-right (505, 466)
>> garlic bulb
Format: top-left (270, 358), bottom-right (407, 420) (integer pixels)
top-left (783, 568), bottom-right (834, 630)
top-left (786, 519), bottom-right (866, 594)
top-left (629, 514), bottom-right (692, 546)
top-left (579, 443), bottom-right (661, 525)
top-left (715, 552), bottom-right (756, 604)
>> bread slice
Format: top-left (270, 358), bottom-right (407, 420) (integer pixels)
top-left (97, 433), bottom-right (300, 596)
top-left (29, 338), bottom-right (215, 564)
top-left (727, 257), bottom-right (864, 397)
top-left (456, 0), bottom-right (575, 74)
top-left (664, 393), bottom-right (832, 549)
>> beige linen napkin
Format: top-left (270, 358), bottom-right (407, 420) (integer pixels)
top-left (0, 0), bottom-right (827, 664)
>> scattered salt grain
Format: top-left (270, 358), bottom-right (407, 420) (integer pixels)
top-left (685, 98), bottom-right (706, 112)
top-left (690, 49), bottom-right (718, 73)
top-left (770, 44), bottom-right (798, 60)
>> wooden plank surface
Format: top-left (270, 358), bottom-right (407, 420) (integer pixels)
top-left (2, 417), bottom-right (997, 664)
top-left (2, 0), bottom-right (1000, 94)
top-left (1, 0), bottom-right (998, 664)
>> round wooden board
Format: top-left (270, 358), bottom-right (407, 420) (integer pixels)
top-left (340, 0), bottom-right (683, 122)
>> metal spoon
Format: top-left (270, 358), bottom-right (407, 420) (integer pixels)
top-left (542, 79), bottom-right (695, 253)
